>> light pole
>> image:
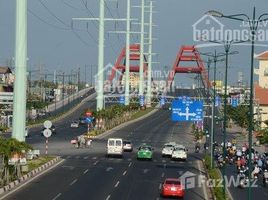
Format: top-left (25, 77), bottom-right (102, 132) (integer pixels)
top-left (201, 51), bottom-right (226, 169)
top-left (206, 8), bottom-right (268, 200)
top-left (201, 36), bottom-right (241, 199)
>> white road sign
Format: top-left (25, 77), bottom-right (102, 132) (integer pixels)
top-left (43, 120), bottom-right (52, 129)
top-left (43, 128), bottom-right (52, 138)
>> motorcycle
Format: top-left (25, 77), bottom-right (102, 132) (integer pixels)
top-left (239, 176), bottom-right (249, 188)
top-left (195, 146), bottom-right (200, 153)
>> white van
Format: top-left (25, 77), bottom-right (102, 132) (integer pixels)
top-left (107, 138), bottom-right (123, 157)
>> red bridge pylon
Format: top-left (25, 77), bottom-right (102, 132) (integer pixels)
top-left (108, 44), bottom-right (148, 84)
top-left (167, 45), bottom-right (210, 89)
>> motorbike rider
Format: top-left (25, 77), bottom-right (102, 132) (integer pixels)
top-left (195, 142), bottom-right (201, 152)
top-left (263, 169), bottom-right (268, 186)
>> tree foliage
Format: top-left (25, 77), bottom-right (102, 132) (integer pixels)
top-left (226, 105), bottom-right (249, 128)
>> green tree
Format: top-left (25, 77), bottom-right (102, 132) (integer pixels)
top-left (0, 138), bottom-right (32, 185)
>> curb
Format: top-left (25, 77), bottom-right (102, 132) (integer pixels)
top-left (201, 159), bottom-right (215, 200)
top-left (96, 106), bottom-right (160, 139)
top-left (0, 156), bottom-right (62, 195)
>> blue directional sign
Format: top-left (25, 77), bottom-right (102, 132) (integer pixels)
top-left (86, 117), bottom-right (93, 123)
top-left (139, 95), bottom-right (145, 106)
top-left (231, 97), bottom-right (238, 107)
top-left (172, 97), bottom-right (203, 121)
top-left (119, 95), bottom-right (125, 105)
top-left (215, 96), bottom-right (221, 107)
top-left (160, 96), bottom-right (165, 106)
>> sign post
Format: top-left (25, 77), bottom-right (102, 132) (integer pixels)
top-left (43, 121), bottom-right (52, 156)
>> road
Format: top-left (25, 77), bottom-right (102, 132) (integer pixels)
top-left (2, 89), bottom-right (211, 200)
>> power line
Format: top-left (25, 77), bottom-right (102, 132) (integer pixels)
top-left (28, 8), bottom-right (69, 31)
top-left (37, 0), bottom-right (94, 46)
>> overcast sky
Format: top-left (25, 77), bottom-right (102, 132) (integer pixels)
top-left (0, 0), bottom-right (267, 86)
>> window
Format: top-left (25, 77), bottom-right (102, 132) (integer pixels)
top-left (108, 140), bottom-right (114, 146)
top-left (264, 68), bottom-right (268, 76)
top-left (115, 140), bottom-right (122, 146)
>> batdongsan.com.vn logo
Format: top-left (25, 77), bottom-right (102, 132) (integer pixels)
top-left (179, 171), bottom-right (258, 189)
top-left (192, 15), bottom-right (268, 47)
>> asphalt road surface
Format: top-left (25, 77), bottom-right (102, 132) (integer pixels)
top-left (3, 89), bottom-right (211, 200)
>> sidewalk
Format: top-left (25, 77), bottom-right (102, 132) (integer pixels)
top-left (226, 124), bottom-right (266, 153)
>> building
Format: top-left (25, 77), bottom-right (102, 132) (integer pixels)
top-left (254, 51), bottom-right (268, 128)
top-left (0, 66), bottom-right (14, 92)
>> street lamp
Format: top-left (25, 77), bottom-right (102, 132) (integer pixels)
top-left (206, 8), bottom-right (268, 200)
top-left (200, 36), bottom-right (242, 199)
top-left (200, 51), bottom-right (226, 169)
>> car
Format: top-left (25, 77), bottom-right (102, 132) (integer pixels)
top-left (123, 140), bottom-right (133, 152)
top-left (107, 138), bottom-right (123, 157)
top-left (41, 125), bottom-right (56, 136)
top-left (162, 142), bottom-right (176, 157)
top-left (70, 121), bottom-right (79, 128)
top-left (161, 178), bottom-right (185, 198)
top-left (171, 144), bottom-right (187, 161)
top-left (137, 144), bottom-right (153, 160)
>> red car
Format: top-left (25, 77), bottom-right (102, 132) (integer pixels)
top-left (161, 178), bottom-right (185, 198)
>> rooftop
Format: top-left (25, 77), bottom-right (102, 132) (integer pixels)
top-left (255, 51), bottom-right (268, 60)
top-left (255, 84), bottom-right (268, 105)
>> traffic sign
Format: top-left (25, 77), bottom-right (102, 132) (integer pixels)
top-left (172, 97), bottom-right (203, 121)
top-left (86, 117), bottom-right (93, 123)
top-left (160, 96), bottom-right (165, 106)
top-left (43, 120), bottom-right (52, 129)
top-left (215, 96), bottom-right (221, 107)
top-left (139, 95), bottom-right (145, 106)
top-left (85, 111), bottom-right (92, 117)
top-left (119, 95), bottom-right (125, 104)
top-left (231, 97), bottom-right (238, 107)
top-left (43, 128), bottom-right (52, 138)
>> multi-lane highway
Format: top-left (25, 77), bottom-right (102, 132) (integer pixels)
top-left (1, 89), bottom-right (213, 200)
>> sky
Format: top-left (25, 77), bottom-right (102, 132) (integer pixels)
top-left (0, 0), bottom-right (268, 86)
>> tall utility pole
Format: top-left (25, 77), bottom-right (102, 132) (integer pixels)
top-left (12, 0), bottom-right (27, 141)
top-left (138, 0), bottom-right (145, 96)
top-left (124, 0), bottom-right (131, 106)
top-left (77, 67), bottom-right (81, 90)
top-left (146, 1), bottom-right (153, 107)
top-left (73, 1), bottom-right (128, 110)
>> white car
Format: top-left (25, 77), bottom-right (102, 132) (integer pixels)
top-left (171, 145), bottom-right (187, 161)
top-left (162, 142), bottom-right (176, 157)
top-left (107, 138), bottom-right (123, 157)
top-left (25, 128), bottom-right (29, 137)
top-left (70, 121), bottom-right (79, 128)
top-left (123, 140), bottom-right (133, 152)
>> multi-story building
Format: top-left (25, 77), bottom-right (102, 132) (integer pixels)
top-left (254, 51), bottom-right (268, 128)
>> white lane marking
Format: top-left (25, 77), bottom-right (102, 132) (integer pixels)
top-left (123, 170), bottom-right (127, 176)
top-left (197, 161), bottom-right (209, 200)
top-left (105, 195), bottom-right (111, 200)
top-left (83, 169), bottom-right (89, 174)
top-left (70, 179), bottom-right (78, 186)
top-left (0, 159), bottom-right (65, 200)
top-left (143, 169), bottom-right (149, 174)
top-left (106, 167), bottom-right (113, 172)
top-left (114, 181), bottom-right (120, 188)
top-left (52, 193), bottom-right (62, 200)
top-left (159, 183), bottom-right (162, 190)
top-left (84, 156), bottom-right (89, 159)
top-left (161, 172), bottom-right (165, 178)
top-left (127, 158), bottom-right (132, 161)
top-left (93, 161), bottom-right (99, 165)
top-left (92, 156), bottom-right (97, 160)
top-left (128, 162), bottom-right (132, 167)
